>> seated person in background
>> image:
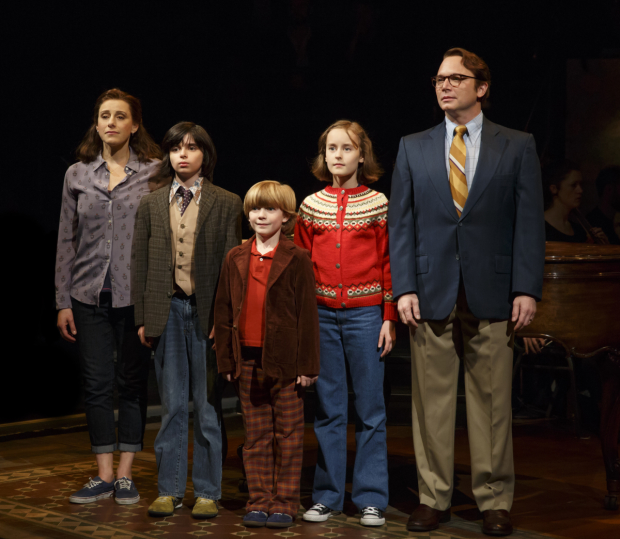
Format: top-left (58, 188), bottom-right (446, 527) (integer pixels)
top-left (542, 159), bottom-right (608, 244)
top-left (586, 166), bottom-right (620, 244)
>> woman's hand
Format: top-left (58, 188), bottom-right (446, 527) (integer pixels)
top-left (296, 375), bottom-right (318, 387)
top-left (57, 308), bottom-right (77, 343)
top-left (378, 320), bottom-right (396, 358)
top-left (523, 337), bottom-right (547, 355)
top-left (590, 227), bottom-right (610, 244)
top-left (137, 326), bottom-right (154, 348)
top-left (224, 372), bottom-right (237, 382)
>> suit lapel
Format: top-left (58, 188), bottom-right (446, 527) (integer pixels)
top-left (196, 181), bottom-right (217, 233)
top-left (422, 122), bottom-right (458, 222)
top-left (232, 237), bottom-right (253, 292)
top-left (460, 119), bottom-right (506, 220)
top-left (266, 238), bottom-right (295, 292)
top-left (154, 186), bottom-right (172, 241)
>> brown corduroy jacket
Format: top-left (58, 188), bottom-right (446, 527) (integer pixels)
top-left (131, 181), bottom-right (242, 337)
top-left (214, 235), bottom-right (320, 380)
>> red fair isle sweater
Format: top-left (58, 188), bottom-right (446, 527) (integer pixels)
top-left (294, 185), bottom-right (398, 321)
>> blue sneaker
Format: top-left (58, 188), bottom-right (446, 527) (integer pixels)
top-left (243, 510), bottom-right (268, 527)
top-left (267, 513), bottom-right (294, 528)
top-left (69, 476), bottom-right (115, 503)
top-left (114, 477), bottom-right (140, 505)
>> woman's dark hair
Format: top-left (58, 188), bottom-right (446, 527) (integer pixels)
top-left (76, 88), bottom-right (162, 163)
top-left (541, 159), bottom-right (580, 210)
top-left (153, 122), bottom-right (218, 185)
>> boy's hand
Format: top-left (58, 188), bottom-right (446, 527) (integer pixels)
top-left (137, 326), bottom-right (154, 348)
top-left (378, 320), bottom-right (396, 358)
top-left (209, 326), bottom-right (216, 350)
top-left (224, 372), bottom-right (237, 382)
top-left (296, 375), bottom-right (318, 387)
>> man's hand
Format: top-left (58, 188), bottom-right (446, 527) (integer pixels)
top-left (378, 320), bottom-right (396, 358)
top-left (296, 375), bottom-right (318, 387)
top-left (137, 326), bottom-right (154, 348)
top-left (512, 295), bottom-right (537, 332)
top-left (57, 308), bottom-right (77, 343)
top-left (523, 337), bottom-right (546, 355)
top-left (398, 293), bottom-right (421, 328)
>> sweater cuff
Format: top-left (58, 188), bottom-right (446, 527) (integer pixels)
top-left (383, 301), bottom-right (398, 322)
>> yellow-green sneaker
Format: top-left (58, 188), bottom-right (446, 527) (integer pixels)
top-left (148, 496), bottom-right (182, 517)
top-left (192, 497), bottom-right (218, 519)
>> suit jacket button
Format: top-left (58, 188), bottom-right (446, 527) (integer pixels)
top-left (233, 325), bottom-right (237, 330)
top-left (456, 254), bottom-right (460, 260)
top-left (459, 222), bottom-right (463, 227)
top-left (167, 292), bottom-right (172, 298)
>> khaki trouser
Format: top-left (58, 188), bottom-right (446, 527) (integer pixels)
top-left (410, 285), bottom-right (515, 512)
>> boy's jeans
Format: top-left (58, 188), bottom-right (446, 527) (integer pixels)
top-left (153, 295), bottom-right (222, 500)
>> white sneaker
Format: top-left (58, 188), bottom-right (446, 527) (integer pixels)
top-left (302, 503), bottom-right (341, 522)
top-left (360, 506), bottom-right (385, 526)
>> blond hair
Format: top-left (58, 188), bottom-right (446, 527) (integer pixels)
top-left (311, 120), bottom-right (384, 184)
top-left (243, 181), bottom-right (297, 235)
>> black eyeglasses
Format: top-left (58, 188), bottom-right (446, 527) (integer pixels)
top-left (431, 73), bottom-right (483, 88)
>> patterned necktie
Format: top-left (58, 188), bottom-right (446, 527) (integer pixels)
top-left (449, 125), bottom-right (468, 217)
top-left (177, 186), bottom-right (193, 216)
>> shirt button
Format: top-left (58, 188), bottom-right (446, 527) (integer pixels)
top-left (341, 190), bottom-right (345, 194)
top-left (341, 302), bottom-right (346, 308)
top-left (107, 240), bottom-right (110, 243)
top-left (336, 243), bottom-right (340, 248)
top-left (338, 284), bottom-right (343, 289)
top-left (336, 263), bottom-right (340, 269)
top-left (108, 220), bottom-right (111, 224)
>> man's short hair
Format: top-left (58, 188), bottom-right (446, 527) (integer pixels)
top-left (443, 48), bottom-right (491, 105)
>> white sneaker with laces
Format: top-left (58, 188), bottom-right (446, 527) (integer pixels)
top-left (360, 506), bottom-right (385, 526)
top-left (302, 503), bottom-right (341, 522)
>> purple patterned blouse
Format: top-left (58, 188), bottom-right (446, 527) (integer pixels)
top-left (55, 150), bottom-right (160, 310)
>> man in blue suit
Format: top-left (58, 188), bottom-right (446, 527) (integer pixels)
top-left (388, 48), bottom-right (545, 536)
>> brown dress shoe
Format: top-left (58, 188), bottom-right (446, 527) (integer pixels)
top-left (406, 504), bottom-right (451, 531)
top-left (482, 510), bottom-right (513, 536)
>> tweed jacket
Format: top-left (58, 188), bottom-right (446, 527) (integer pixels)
top-left (214, 235), bottom-right (320, 381)
top-left (131, 181), bottom-right (242, 337)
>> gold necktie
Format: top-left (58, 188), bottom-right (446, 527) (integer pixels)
top-left (449, 125), bottom-right (468, 217)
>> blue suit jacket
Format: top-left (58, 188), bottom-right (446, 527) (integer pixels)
top-left (388, 118), bottom-right (545, 321)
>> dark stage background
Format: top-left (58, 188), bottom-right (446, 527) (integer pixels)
top-left (2, 0), bottom-right (619, 423)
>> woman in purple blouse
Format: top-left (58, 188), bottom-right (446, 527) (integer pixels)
top-left (55, 88), bottom-right (161, 505)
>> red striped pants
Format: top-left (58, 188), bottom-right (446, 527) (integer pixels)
top-left (238, 356), bottom-right (305, 516)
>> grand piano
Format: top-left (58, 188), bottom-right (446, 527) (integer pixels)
top-left (518, 242), bottom-right (620, 510)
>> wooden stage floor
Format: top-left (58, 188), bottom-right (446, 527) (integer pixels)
top-left (0, 416), bottom-right (618, 539)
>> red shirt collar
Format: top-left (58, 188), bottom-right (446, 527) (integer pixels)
top-left (251, 239), bottom-right (279, 258)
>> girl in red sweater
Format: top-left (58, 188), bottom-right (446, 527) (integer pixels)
top-left (295, 120), bottom-right (397, 526)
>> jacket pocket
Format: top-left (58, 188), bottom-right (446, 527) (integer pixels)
top-left (416, 255), bottom-right (428, 274)
top-left (495, 255), bottom-right (512, 274)
top-left (268, 326), bottom-right (298, 364)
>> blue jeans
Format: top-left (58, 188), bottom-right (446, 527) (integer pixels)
top-left (71, 295), bottom-right (149, 453)
top-left (153, 296), bottom-right (222, 500)
top-left (313, 305), bottom-right (389, 511)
